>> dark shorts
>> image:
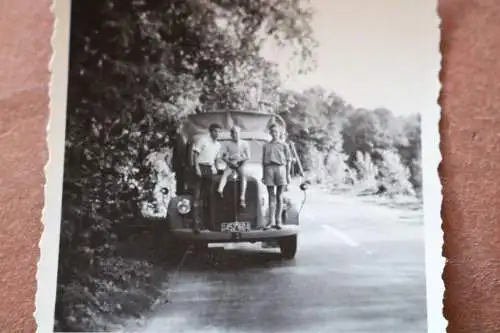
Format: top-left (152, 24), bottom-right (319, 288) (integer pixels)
top-left (263, 164), bottom-right (287, 186)
top-left (196, 164), bottom-right (215, 179)
top-left (227, 160), bottom-right (244, 170)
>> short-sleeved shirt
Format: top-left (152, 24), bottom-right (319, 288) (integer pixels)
top-left (192, 135), bottom-right (222, 166)
top-left (221, 140), bottom-right (250, 164)
top-left (262, 140), bottom-right (291, 166)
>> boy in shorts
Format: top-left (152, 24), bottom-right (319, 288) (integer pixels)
top-left (262, 123), bottom-right (291, 229)
top-left (217, 125), bottom-right (250, 208)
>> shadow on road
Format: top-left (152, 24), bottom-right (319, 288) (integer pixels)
top-left (170, 246), bottom-right (297, 273)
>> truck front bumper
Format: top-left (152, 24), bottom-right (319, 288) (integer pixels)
top-left (171, 225), bottom-right (298, 243)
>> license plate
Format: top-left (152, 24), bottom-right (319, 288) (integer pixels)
top-left (221, 221), bottom-right (251, 232)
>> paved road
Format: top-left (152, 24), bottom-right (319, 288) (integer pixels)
top-left (124, 190), bottom-right (427, 333)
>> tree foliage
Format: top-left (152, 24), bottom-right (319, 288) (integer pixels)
top-left (277, 88), bottom-right (422, 196)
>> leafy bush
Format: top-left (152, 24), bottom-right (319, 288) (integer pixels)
top-left (54, 256), bottom-right (168, 332)
top-left (353, 150), bottom-right (379, 192)
top-left (376, 149), bottom-right (416, 196)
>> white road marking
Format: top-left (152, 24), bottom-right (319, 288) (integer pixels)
top-left (321, 224), bottom-right (360, 247)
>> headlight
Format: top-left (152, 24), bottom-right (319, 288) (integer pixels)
top-left (176, 198), bottom-right (191, 215)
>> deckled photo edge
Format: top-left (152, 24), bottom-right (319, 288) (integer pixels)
top-left (422, 1), bottom-right (447, 332)
top-left (37, 0), bottom-right (71, 332)
top-left (36, 0), bottom-right (447, 332)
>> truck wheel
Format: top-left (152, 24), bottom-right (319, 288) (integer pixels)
top-left (279, 235), bottom-right (297, 260)
top-left (165, 235), bottom-right (190, 263)
top-left (192, 241), bottom-right (209, 253)
top-left (152, 221), bottom-right (169, 259)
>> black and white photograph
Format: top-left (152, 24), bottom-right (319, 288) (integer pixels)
top-left (39, 0), bottom-right (443, 332)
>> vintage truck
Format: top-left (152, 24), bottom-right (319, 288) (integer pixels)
top-left (158, 110), bottom-right (309, 260)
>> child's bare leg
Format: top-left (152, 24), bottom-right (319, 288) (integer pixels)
top-left (275, 185), bottom-right (284, 229)
top-left (265, 186), bottom-right (276, 229)
top-left (217, 167), bottom-right (231, 197)
top-left (238, 165), bottom-right (247, 207)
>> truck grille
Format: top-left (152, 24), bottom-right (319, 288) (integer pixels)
top-left (208, 179), bottom-right (259, 231)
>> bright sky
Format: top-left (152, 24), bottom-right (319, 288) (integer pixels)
top-left (260, 0), bottom-right (440, 116)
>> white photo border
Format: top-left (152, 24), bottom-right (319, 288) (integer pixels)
top-left (36, 0), bottom-right (446, 332)
top-left (36, 0), bottom-right (70, 332)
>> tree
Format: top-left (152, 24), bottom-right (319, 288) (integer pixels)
top-left (376, 149), bottom-right (416, 196)
top-left (397, 113), bottom-right (422, 192)
top-left (353, 150), bottom-right (379, 191)
top-left (323, 122), bottom-right (349, 187)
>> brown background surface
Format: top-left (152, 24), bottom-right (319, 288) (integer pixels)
top-left (0, 0), bottom-right (498, 332)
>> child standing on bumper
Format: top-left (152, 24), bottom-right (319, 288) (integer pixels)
top-left (262, 123), bottom-right (291, 229)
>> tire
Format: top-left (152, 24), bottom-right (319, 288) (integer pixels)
top-left (192, 241), bottom-right (209, 254)
top-left (164, 234), bottom-right (191, 264)
top-left (151, 220), bottom-right (169, 259)
top-left (279, 235), bottom-right (297, 260)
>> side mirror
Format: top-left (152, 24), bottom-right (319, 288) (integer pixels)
top-left (299, 180), bottom-right (310, 191)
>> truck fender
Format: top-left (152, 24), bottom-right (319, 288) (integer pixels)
top-left (284, 201), bottom-right (299, 225)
